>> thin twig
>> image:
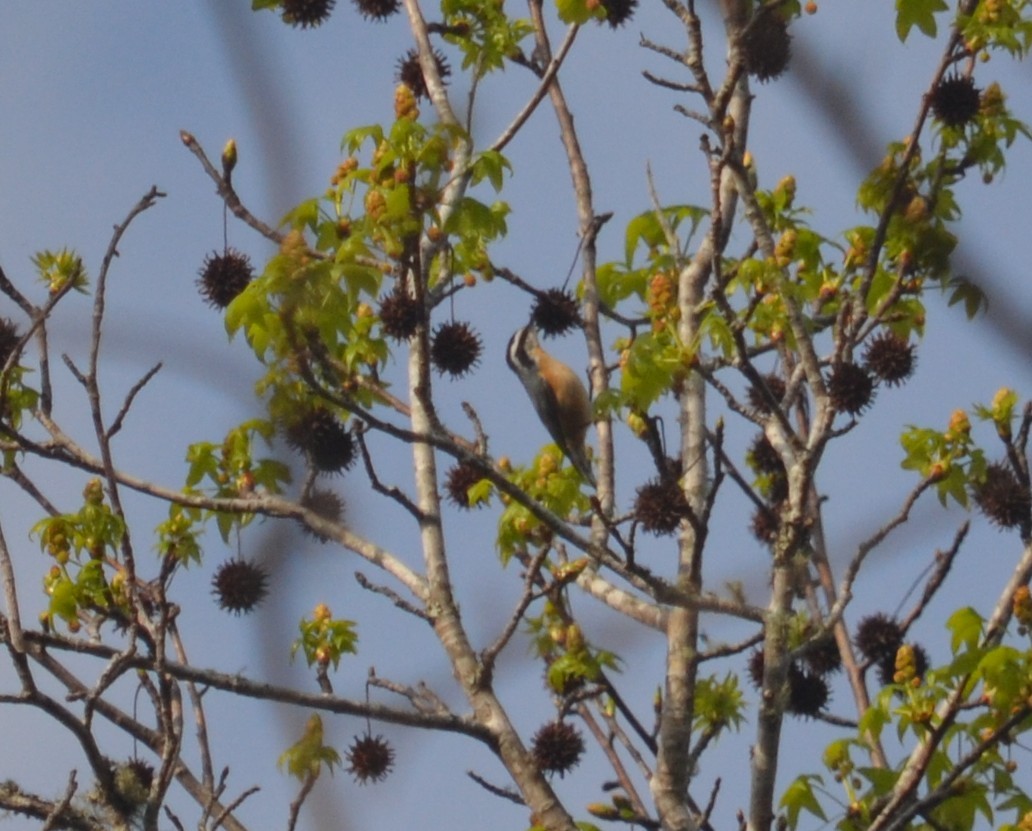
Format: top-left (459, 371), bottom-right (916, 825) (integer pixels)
top-left (466, 771), bottom-right (526, 805)
top-left (39, 770), bottom-right (79, 831)
top-left (355, 571), bottom-right (430, 621)
top-left (491, 24), bottom-right (580, 153)
top-left (285, 773), bottom-right (317, 831)
top-left (180, 131), bottom-right (284, 244)
top-left (107, 362), bottom-right (162, 439)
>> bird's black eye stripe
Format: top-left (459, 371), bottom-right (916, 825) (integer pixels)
top-left (507, 326), bottom-right (536, 372)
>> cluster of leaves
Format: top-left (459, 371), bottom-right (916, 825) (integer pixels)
top-left (785, 607), bottom-right (1032, 830)
top-left (184, 419), bottom-right (291, 540)
top-left (291, 602), bottom-right (359, 670)
top-left (33, 479), bottom-right (128, 631)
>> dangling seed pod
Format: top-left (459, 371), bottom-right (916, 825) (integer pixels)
top-left (395, 48), bottom-right (451, 100)
top-left (863, 332), bottom-right (916, 387)
top-left (112, 757), bottom-right (155, 810)
top-left (0, 318), bottom-right (22, 367)
top-left (800, 633), bottom-right (842, 678)
top-left (445, 461), bottom-right (487, 509)
top-left (281, 0), bottom-right (336, 27)
top-left (531, 721), bottom-right (585, 778)
top-left (855, 613), bottom-right (903, 668)
top-left (212, 559), bottom-right (270, 614)
top-left (634, 478), bottom-right (691, 535)
top-left (351, 0), bottom-right (400, 21)
top-left (285, 410), bottom-right (356, 474)
top-left (742, 12), bottom-right (792, 82)
top-left (827, 361), bottom-right (875, 416)
top-left (431, 321), bottom-right (482, 378)
top-left (598, 0), bottom-right (639, 27)
top-left (930, 74), bottom-right (981, 128)
top-left (787, 665), bottom-right (830, 717)
top-left (197, 249), bottom-right (254, 309)
top-left (379, 285), bottom-right (424, 341)
top-left (299, 488), bottom-right (346, 541)
top-left (346, 733), bottom-right (395, 784)
top-left (973, 462), bottom-right (1031, 530)
top-left (531, 289), bottom-right (581, 337)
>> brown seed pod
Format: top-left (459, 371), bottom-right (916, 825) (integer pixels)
top-left (634, 477), bottom-right (691, 535)
top-left (931, 74), bottom-right (981, 128)
top-left (827, 361), bottom-right (875, 416)
top-left (531, 720), bottom-right (585, 778)
top-left (395, 48), bottom-right (451, 100)
top-left (346, 733), bottom-right (395, 783)
top-left (281, 0), bottom-right (336, 28)
top-left (212, 558), bottom-right (269, 615)
top-left (973, 462), bottom-right (1031, 530)
top-left (531, 288), bottom-right (582, 337)
top-left (863, 332), bottom-right (916, 387)
top-left (431, 321), bottom-right (483, 378)
top-left (197, 249), bottom-right (254, 309)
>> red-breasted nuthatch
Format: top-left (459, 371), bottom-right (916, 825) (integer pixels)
top-left (506, 324), bottom-right (596, 486)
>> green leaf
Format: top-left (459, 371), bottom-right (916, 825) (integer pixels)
top-left (945, 276), bottom-right (989, 319)
top-left (555, 0), bottom-right (604, 25)
top-left (49, 578), bottom-right (78, 623)
top-left (471, 149), bottom-right (512, 192)
top-left (779, 775), bottom-right (827, 829)
top-left (623, 205), bottom-right (706, 267)
top-left (946, 607), bottom-right (984, 653)
top-left (341, 124), bottom-right (385, 154)
top-left (895, 0), bottom-right (948, 41)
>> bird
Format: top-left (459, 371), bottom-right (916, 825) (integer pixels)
top-left (506, 323), bottom-right (596, 486)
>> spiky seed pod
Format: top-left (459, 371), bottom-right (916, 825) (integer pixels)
top-left (748, 434), bottom-right (784, 476)
top-left (281, 0), bottom-right (336, 27)
top-left (634, 478), bottom-right (691, 535)
top-left (855, 613), bottom-right (903, 665)
top-left (973, 462), bottom-right (1031, 530)
top-left (863, 332), bottom-right (916, 387)
top-left (801, 634), bottom-right (842, 678)
top-left (531, 721), bottom-right (585, 778)
top-left (431, 321), bottom-right (482, 377)
top-left (285, 410), bottom-right (356, 473)
top-left (598, 0), bottom-right (639, 27)
top-left (827, 361), bottom-right (875, 416)
top-left (531, 289), bottom-right (582, 337)
top-left (742, 12), bottom-right (792, 82)
top-left (0, 318), bottom-right (21, 367)
top-left (346, 733), bottom-right (395, 784)
top-left (787, 665), bottom-right (830, 717)
top-left (931, 74), bottom-right (981, 128)
top-left (112, 757), bottom-right (155, 809)
top-left (212, 559), bottom-right (269, 614)
top-left (747, 373), bottom-right (787, 413)
top-left (445, 461), bottom-right (486, 509)
top-left (351, 0), bottom-right (400, 21)
top-left (379, 286), bottom-right (424, 341)
top-left (750, 506), bottom-right (780, 544)
top-left (299, 488), bottom-right (345, 542)
top-left (747, 651), bottom-right (829, 715)
top-left (197, 249), bottom-right (254, 309)
top-left (395, 48), bottom-right (451, 100)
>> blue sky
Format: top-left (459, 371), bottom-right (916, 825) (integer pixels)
top-left (1, 3), bottom-right (1031, 830)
